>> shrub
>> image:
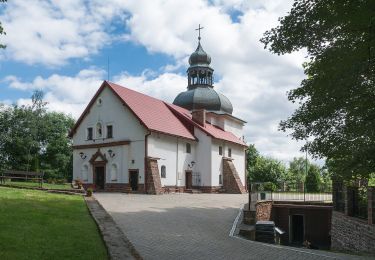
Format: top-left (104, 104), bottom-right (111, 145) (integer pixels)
top-left (86, 188), bottom-right (93, 197)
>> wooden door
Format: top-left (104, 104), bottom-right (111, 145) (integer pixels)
top-left (185, 171), bottom-right (192, 189)
top-left (95, 166), bottom-right (105, 190)
top-left (129, 170), bottom-right (139, 191)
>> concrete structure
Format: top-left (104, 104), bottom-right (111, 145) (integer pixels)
top-left (70, 39), bottom-right (247, 194)
top-left (95, 193), bottom-right (357, 260)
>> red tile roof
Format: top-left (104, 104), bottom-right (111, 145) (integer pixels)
top-left (107, 82), bottom-right (195, 140)
top-left (70, 81), bottom-right (246, 147)
top-left (166, 103), bottom-right (247, 146)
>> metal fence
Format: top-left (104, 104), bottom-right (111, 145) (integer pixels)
top-left (192, 172), bottom-right (201, 186)
top-left (253, 191), bottom-right (332, 202)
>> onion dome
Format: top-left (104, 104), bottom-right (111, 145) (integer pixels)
top-left (173, 87), bottom-right (233, 114)
top-left (189, 42), bottom-right (211, 66)
top-left (173, 27), bottom-right (233, 114)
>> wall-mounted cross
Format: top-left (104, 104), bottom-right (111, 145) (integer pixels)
top-left (195, 24), bottom-right (204, 41)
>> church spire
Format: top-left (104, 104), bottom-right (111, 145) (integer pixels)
top-left (187, 25), bottom-right (214, 90)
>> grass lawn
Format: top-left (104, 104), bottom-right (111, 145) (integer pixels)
top-left (2, 180), bottom-right (73, 190)
top-left (0, 187), bottom-right (108, 260)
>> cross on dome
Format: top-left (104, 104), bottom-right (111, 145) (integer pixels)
top-left (195, 24), bottom-right (204, 41)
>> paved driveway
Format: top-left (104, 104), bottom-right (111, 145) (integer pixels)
top-left (95, 193), bottom-right (362, 260)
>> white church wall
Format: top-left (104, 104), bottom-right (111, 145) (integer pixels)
top-left (223, 118), bottom-right (244, 139)
top-left (194, 128), bottom-right (212, 187)
top-left (72, 86), bottom-right (147, 184)
top-left (148, 132), bottom-right (196, 187)
top-left (177, 138), bottom-right (196, 187)
top-left (210, 140), bottom-right (246, 186)
top-left (230, 144), bottom-right (247, 185)
top-left (211, 140), bottom-right (224, 187)
top-left (148, 132), bottom-right (178, 187)
top-left (206, 114), bottom-right (225, 129)
top-left (72, 145), bottom-right (132, 184)
top-left (72, 86), bottom-right (146, 145)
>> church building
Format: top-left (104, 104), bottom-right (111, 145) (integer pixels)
top-left (70, 37), bottom-right (247, 194)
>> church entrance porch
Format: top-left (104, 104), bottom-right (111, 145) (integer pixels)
top-left (129, 170), bottom-right (139, 191)
top-left (94, 166), bottom-right (105, 190)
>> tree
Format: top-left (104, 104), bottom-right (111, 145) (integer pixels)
top-left (0, 91), bottom-right (75, 180)
top-left (0, 0), bottom-right (7, 49)
top-left (246, 144), bottom-right (259, 179)
top-left (261, 0), bottom-right (375, 180)
top-left (250, 156), bottom-right (287, 184)
top-left (305, 164), bottom-right (321, 192)
top-left (285, 157), bottom-right (310, 185)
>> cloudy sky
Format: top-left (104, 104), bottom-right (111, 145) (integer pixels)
top-left (0, 0), bottom-right (312, 164)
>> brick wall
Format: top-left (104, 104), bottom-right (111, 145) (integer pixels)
top-left (222, 158), bottom-right (246, 194)
top-left (256, 201), bottom-right (273, 221)
top-left (146, 158), bottom-right (162, 195)
top-left (331, 211), bottom-right (375, 254)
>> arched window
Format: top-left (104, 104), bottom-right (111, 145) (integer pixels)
top-left (96, 122), bottom-right (102, 138)
top-left (81, 165), bottom-right (89, 181)
top-left (111, 164), bottom-right (118, 181)
top-left (161, 165), bottom-right (166, 178)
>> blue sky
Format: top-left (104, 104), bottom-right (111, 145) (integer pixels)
top-left (0, 0), bottom-right (313, 163)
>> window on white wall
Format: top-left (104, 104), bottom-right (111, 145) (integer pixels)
top-left (96, 122), bottom-right (102, 138)
top-left (81, 165), bottom-right (89, 181)
top-left (186, 143), bottom-right (191, 153)
top-left (107, 125), bottom-right (113, 138)
top-left (111, 164), bottom-right (118, 181)
top-left (161, 165), bottom-right (166, 178)
top-left (219, 146), bottom-right (223, 155)
top-left (87, 127), bottom-right (93, 140)
top-left (228, 148), bottom-right (232, 158)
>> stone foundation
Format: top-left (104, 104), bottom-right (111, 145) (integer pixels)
top-left (331, 211), bottom-right (375, 254)
top-left (222, 158), bottom-right (246, 194)
top-left (83, 183), bottom-right (145, 193)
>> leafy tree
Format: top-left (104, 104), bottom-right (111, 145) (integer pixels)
top-left (261, 0), bottom-right (375, 180)
top-left (246, 144), bottom-right (259, 179)
top-left (250, 156), bottom-right (287, 184)
top-left (0, 91), bottom-right (75, 180)
top-left (284, 157), bottom-right (310, 185)
top-left (305, 164), bottom-right (321, 192)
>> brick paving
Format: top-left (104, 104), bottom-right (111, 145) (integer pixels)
top-left (95, 193), bottom-right (365, 260)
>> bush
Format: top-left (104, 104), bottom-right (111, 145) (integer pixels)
top-left (86, 188), bottom-right (93, 197)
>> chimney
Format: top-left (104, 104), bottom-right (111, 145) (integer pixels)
top-left (192, 109), bottom-right (206, 127)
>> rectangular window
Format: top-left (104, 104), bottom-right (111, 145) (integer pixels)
top-left (107, 125), bottom-right (113, 138)
top-left (219, 146), bottom-right (223, 155)
top-left (87, 127), bottom-right (93, 140)
top-left (186, 143), bottom-right (191, 153)
top-left (228, 148), bottom-right (232, 158)
top-left (219, 174), bottom-right (223, 185)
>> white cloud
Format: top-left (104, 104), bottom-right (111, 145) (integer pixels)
top-left (1, 0), bottom-right (314, 163)
top-left (0, 0), bottom-right (119, 66)
top-left (4, 68), bottom-right (106, 118)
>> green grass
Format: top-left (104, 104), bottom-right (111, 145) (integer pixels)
top-left (2, 180), bottom-right (73, 190)
top-left (0, 187), bottom-right (108, 260)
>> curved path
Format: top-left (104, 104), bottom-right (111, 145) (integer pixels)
top-left (95, 193), bottom-right (363, 260)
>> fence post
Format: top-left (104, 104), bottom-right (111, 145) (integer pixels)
top-left (368, 187), bottom-right (374, 225)
top-left (303, 182), bottom-right (306, 202)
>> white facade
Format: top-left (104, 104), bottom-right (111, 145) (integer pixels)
top-left (72, 84), bottom-right (247, 192)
